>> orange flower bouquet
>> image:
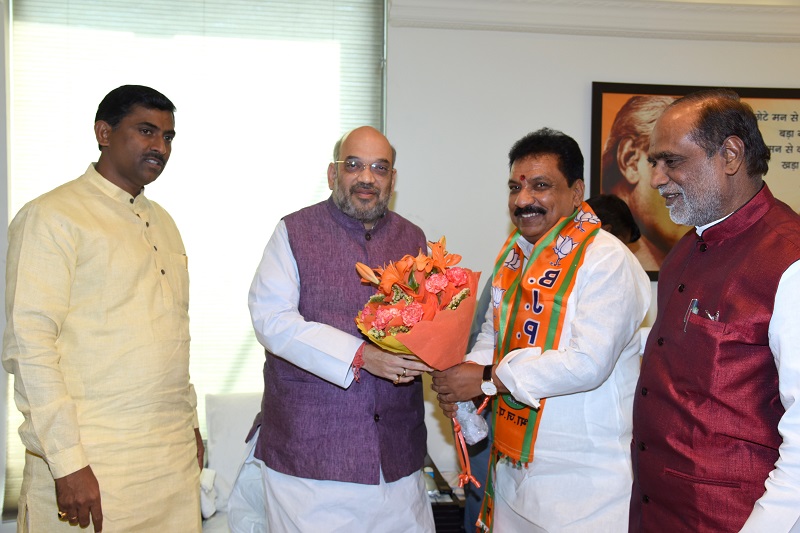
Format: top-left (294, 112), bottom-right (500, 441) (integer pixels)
top-left (355, 237), bottom-right (486, 488)
top-left (355, 237), bottom-right (480, 371)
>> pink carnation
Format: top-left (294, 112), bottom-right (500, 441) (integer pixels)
top-left (373, 307), bottom-right (401, 330)
top-left (445, 267), bottom-right (469, 287)
top-left (425, 273), bottom-right (449, 294)
top-left (401, 302), bottom-right (424, 327)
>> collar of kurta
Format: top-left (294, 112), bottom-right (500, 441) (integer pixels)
top-left (698, 183), bottom-right (772, 243)
top-left (86, 163), bottom-right (148, 209)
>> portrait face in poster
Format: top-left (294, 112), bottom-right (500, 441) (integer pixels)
top-left (592, 82), bottom-right (800, 280)
top-left (597, 94), bottom-right (693, 272)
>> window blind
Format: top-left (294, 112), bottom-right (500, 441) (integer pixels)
top-left (4, 0), bottom-right (385, 514)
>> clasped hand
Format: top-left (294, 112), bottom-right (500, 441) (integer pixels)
top-left (431, 363), bottom-right (485, 418)
top-left (361, 344), bottom-right (433, 384)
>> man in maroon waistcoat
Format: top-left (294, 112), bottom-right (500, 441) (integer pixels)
top-left (630, 89), bottom-right (800, 532)
top-left (229, 126), bottom-right (435, 532)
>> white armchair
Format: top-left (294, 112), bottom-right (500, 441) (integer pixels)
top-left (201, 392), bottom-right (262, 532)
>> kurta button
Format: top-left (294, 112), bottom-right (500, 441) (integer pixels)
top-left (146, 222), bottom-right (150, 227)
top-left (153, 245), bottom-right (158, 251)
top-left (638, 442), bottom-right (646, 451)
top-left (365, 232), bottom-right (371, 241)
top-left (374, 414), bottom-right (380, 421)
top-left (161, 269), bottom-right (166, 275)
top-left (657, 337), bottom-right (664, 346)
top-left (129, 198), bottom-right (134, 204)
top-left (678, 284), bottom-right (685, 292)
top-left (641, 387), bottom-right (648, 396)
top-left (642, 495), bottom-right (649, 503)
top-left (700, 243), bottom-right (708, 252)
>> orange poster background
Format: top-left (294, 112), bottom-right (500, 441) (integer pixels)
top-left (597, 89), bottom-right (800, 212)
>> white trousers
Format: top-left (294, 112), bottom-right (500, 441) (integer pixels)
top-left (227, 433), bottom-right (435, 533)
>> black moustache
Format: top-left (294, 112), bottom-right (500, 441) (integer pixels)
top-left (514, 206), bottom-right (546, 216)
top-left (144, 152), bottom-right (165, 164)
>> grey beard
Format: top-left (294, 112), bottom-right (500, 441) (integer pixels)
top-left (332, 187), bottom-right (390, 224)
top-left (666, 187), bottom-right (723, 227)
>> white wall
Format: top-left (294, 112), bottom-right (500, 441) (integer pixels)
top-left (387, 0), bottom-right (800, 471)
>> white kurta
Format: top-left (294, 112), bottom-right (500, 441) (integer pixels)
top-left (3, 164), bottom-right (201, 532)
top-left (468, 230), bottom-right (651, 531)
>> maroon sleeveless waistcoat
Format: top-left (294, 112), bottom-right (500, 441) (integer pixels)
top-left (253, 198), bottom-right (428, 484)
top-left (630, 185), bottom-right (800, 531)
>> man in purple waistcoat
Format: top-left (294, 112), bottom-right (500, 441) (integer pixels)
top-left (630, 89), bottom-right (800, 532)
top-left (228, 126), bottom-right (435, 533)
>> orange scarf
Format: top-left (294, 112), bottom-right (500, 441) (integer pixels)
top-left (479, 203), bottom-right (600, 532)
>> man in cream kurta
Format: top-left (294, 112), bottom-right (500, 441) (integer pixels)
top-left (3, 85), bottom-right (202, 532)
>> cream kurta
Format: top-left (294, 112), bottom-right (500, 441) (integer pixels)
top-left (3, 164), bottom-right (201, 532)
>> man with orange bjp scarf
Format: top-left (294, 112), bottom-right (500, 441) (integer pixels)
top-left (432, 128), bottom-right (650, 532)
top-left (231, 126), bottom-right (435, 533)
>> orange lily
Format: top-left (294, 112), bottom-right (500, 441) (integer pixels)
top-left (356, 262), bottom-right (380, 285)
top-left (414, 249), bottom-right (434, 273)
top-left (428, 236), bottom-right (462, 272)
top-left (378, 255), bottom-right (415, 295)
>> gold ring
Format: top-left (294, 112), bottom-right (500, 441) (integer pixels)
top-left (393, 375), bottom-right (400, 385)
top-left (402, 368), bottom-right (407, 377)
top-left (70, 517), bottom-right (78, 521)
top-left (58, 511), bottom-right (67, 519)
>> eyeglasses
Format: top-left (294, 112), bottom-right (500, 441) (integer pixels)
top-left (334, 158), bottom-right (393, 179)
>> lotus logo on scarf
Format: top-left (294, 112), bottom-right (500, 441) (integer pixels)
top-left (551, 235), bottom-right (579, 266)
top-left (573, 208), bottom-right (600, 232)
top-left (490, 285), bottom-right (505, 310)
top-left (504, 247), bottom-right (522, 271)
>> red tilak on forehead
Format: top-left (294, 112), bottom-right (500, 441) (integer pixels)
top-left (520, 175), bottom-right (527, 185)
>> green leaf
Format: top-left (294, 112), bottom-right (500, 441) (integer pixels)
top-left (408, 271), bottom-right (419, 291)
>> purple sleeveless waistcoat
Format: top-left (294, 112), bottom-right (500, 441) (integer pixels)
top-left (630, 185), bottom-right (800, 532)
top-left (253, 198), bottom-right (428, 484)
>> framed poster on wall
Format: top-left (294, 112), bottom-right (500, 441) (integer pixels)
top-left (590, 81), bottom-right (800, 280)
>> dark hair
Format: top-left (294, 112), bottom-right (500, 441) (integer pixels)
top-left (95, 85), bottom-right (176, 128)
top-left (586, 194), bottom-right (641, 243)
top-left (508, 127), bottom-right (583, 185)
top-left (674, 88), bottom-right (770, 178)
top-left (600, 95), bottom-right (675, 189)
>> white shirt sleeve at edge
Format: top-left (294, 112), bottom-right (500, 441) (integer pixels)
top-left (248, 220), bottom-right (363, 388)
top-left (464, 298), bottom-right (497, 367)
top-left (466, 235), bottom-right (650, 410)
top-left (740, 259), bottom-right (800, 533)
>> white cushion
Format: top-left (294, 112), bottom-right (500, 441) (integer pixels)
top-left (205, 392), bottom-right (263, 512)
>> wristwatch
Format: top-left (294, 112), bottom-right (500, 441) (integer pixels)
top-left (480, 364), bottom-right (498, 396)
